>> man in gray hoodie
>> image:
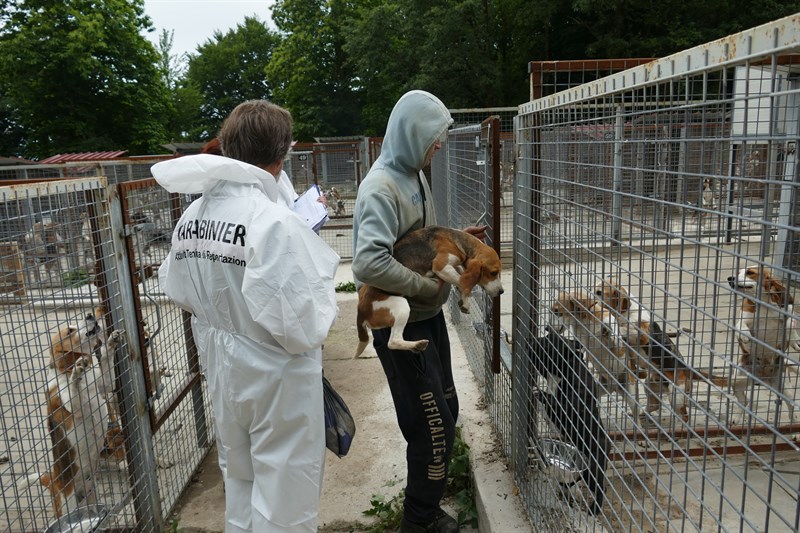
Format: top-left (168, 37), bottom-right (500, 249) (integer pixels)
top-left (352, 90), bottom-right (486, 533)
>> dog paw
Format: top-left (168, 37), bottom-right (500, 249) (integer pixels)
top-left (156, 456), bottom-right (175, 469)
top-left (72, 356), bottom-right (91, 380)
top-left (107, 329), bottom-right (124, 349)
top-left (412, 340), bottom-right (430, 353)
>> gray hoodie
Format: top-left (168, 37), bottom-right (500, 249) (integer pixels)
top-left (352, 90), bottom-right (453, 322)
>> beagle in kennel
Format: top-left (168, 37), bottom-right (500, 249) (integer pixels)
top-left (49, 311), bottom-right (104, 376)
top-left (728, 266), bottom-right (800, 425)
top-left (49, 308), bottom-right (120, 418)
top-left (48, 308), bottom-right (126, 452)
top-left (20, 321), bottom-right (125, 518)
top-left (550, 290), bottom-right (642, 417)
top-left (595, 278), bottom-right (730, 423)
top-left (355, 226), bottom-right (504, 357)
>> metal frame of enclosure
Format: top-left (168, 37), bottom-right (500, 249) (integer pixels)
top-left (509, 14), bottom-right (800, 532)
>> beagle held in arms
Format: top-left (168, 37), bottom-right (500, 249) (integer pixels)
top-left (356, 226), bottom-right (504, 357)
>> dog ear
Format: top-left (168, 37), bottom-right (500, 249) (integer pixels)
top-left (766, 277), bottom-right (789, 308)
top-left (617, 289), bottom-right (630, 314)
top-left (460, 259), bottom-right (482, 292)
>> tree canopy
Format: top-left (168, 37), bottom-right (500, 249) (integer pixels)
top-left (0, 0), bottom-right (798, 158)
top-left (184, 15), bottom-right (282, 140)
top-left (267, 0), bottom-right (362, 140)
top-left (0, 0), bottom-right (170, 158)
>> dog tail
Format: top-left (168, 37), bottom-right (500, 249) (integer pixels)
top-left (695, 369), bottom-right (729, 388)
top-left (355, 313), bottom-right (370, 358)
top-left (355, 333), bottom-right (370, 357)
top-left (17, 472), bottom-right (43, 491)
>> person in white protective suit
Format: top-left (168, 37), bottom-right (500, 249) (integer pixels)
top-left (155, 100), bottom-right (340, 532)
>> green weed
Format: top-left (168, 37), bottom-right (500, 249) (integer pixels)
top-left (62, 268), bottom-right (90, 288)
top-left (363, 488), bottom-right (405, 532)
top-left (446, 426), bottom-right (478, 527)
top-left (362, 426), bottom-right (478, 530)
top-left (335, 281), bottom-right (357, 292)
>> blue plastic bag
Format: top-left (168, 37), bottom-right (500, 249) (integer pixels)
top-left (323, 376), bottom-right (356, 457)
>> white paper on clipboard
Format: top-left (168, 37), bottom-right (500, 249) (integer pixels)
top-left (292, 184), bottom-right (328, 232)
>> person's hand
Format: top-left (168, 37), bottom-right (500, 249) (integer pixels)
top-left (317, 196), bottom-right (329, 208)
top-left (419, 275), bottom-right (444, 298)
top-left (463, 225), bottom-right (489, 241)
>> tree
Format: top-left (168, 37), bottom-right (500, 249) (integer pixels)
top-left (415, 0), bottom-right (502, 108)
top-left (184, 16), bottom-right (282, 140)
top-left (152, 28), bottom-right (207, 142)
top-left (0, 85), bottom-right (26, 157)
top-left (342, 0), bottom-right (591, 133)
top-left (572, 0), bottom-right (800, 58)
top-left (343, 0), bottom-right (421, 135)
top-left (156, 29), bottom-right (187, 92)
top-left (0, 0), bottom-right (171, 158)
top-left (267, 0), bottom-right (362, 140)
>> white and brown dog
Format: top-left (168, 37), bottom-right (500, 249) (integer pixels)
top-left (20, 317), bottom-right (125, 518)
top-left (355, 226), bottom-right (504, 357)
top-left (49, 310), bottom-right (122, 430)
top-left (550, 290), bottom-right (642, 417)
top-left (728, 266), bottom-right (800, 425)
top-left (701, 178), bottom-right (716, 211)
top-left (326, 186), bottom-right (346, 217)
top-left (595, 278), bottom-right (730, 423)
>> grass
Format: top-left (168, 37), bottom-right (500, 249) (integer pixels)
top-left (62, 267), bottom-right (90, 288)
top-left (335, 281), bottom-right (356, 292)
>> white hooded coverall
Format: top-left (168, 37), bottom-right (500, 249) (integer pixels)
top-left (154, 154), bottom-right (340, 532)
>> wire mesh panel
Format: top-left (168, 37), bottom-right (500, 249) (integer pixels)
top-left (285, 150), bottom-right (317, 194)
top-left (430, 119), bottom-right (514, 456)
top-left (513, 15), bottom-right (800, 532)
top-left (0, 177), bottom-right (213, 531)
top-left (529, 59), bottom-right (655, 101)
top-left (367, 137), bottom-right (383, 168)
top-left (312, 141), bottom-right (362, 198)
top-left (450, 107), bottom-right (517, 248)
top-left (0, 178), bottom-right (143, 531)
top-left (450, 107), bottom-right (517, 133)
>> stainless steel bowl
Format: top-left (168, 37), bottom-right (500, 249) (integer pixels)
top-left (44, 504), bottom-right (109, 533)
top-left (537, 438), bottom-right (589, 484)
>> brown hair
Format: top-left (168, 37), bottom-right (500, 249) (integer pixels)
top-left (218, 100), bottom-right (293, 167)
top-left (201, 138), bottom-right (223, 155)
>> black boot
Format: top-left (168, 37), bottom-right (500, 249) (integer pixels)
top-left (399, 510), bottom-right (459, 532)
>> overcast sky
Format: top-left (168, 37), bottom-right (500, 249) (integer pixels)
top-left (143, 0), bottom-right (276, 58)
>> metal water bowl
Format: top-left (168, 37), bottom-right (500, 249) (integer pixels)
top-left (44, 504), bottom-right (109, 533)
top-left (537, 438), bottom-right (589, 484)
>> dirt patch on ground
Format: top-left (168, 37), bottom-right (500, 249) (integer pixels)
top-left (319, 296), bottom-right (407, 530)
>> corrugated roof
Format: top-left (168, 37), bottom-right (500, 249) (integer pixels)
top-left (39, 150), bottom-right (127, 164)
top-left (0, 156), bottom-right (37, 166)
top-left (161, 143), bottom-right (206, 154)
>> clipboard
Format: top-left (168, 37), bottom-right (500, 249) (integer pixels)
top-left (293, 184), bottom-right (329, 232)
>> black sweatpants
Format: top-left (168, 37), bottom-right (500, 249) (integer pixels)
top-left (373, 311), bottom-right (459, 524)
